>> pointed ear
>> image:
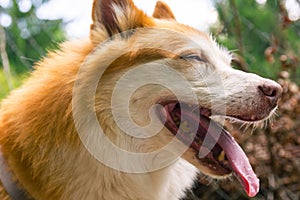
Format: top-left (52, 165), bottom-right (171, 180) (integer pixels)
top-left (91, 0), bottom-right (152, 37)
top-left (152, 1), bottom-right (176, 20)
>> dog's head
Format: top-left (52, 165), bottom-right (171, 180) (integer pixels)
top-left (75, 0), bottom-right (282, 197)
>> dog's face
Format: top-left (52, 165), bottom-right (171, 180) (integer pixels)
top-left (80, 0), bottom-right (282, 197)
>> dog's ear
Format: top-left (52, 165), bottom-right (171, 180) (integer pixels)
top-left (152, 1), bottom-right (176, 20)
top-left (91, 0), bottom-right (152, 38)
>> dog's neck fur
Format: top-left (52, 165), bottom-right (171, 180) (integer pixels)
top-left (0, 40), bottom-right (197, 200)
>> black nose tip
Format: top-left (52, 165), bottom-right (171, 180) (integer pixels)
top-left (258, 83), bottom-right (283, 105)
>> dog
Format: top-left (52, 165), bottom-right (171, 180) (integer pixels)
top-left (0, 0), bottom-right (282, 199)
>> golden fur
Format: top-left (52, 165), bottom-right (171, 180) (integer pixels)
top-left (0, 1), bottom-right (197, 199)
top-left (0, 0), bottom-right (282, 199)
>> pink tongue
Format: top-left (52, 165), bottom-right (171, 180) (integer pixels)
top-left (198, 117), bottom-right (260, 197)
top-left (165, 103), bottom-right (260, 196)
top-left (217, 129), bottom-right (260, 197)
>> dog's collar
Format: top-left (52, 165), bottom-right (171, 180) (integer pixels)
top-left (0, 148), bottom-right (32, 200)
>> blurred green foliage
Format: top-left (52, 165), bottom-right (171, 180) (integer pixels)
top-left (0, 0), bottom-right (65, 98)
top-left (0, 0), bottom-right (65, 74)
top-left (213, 0), bottom-right (300, 82)
top-left (0, 69), bottom-right (25, 99)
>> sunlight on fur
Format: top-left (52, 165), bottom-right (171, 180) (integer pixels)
top-left (0, 0), bottom-right (283, 199)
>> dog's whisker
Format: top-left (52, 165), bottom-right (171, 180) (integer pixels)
top-left (237, 121), bottom-right (250, 131)
top-left (249, 127), bottom-right (255, 135)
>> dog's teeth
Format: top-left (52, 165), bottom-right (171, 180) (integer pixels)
top-left (217, 150), bottom-right (226, 162)
top-left (208, 163), bottom-right (217, 170)
top-left (173, 116), bottom-right (179, 123)
top-left (180, 121), bottom-right (191, 133)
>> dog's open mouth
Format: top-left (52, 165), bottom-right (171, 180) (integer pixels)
top-left (158, 102), bottom-right (260, 197)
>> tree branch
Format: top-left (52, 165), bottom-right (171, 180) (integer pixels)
top-left (228, 0), bottom-right (248, 71)
top-left (0, 25), bottom-right (14, 90)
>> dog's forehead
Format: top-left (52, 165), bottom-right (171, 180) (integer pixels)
top-left (154, 19), bottom-right (209, 39)
top-left (131, 21), bottom-right (208, 49)
top-left (142, 20), bottom-right (232, 65)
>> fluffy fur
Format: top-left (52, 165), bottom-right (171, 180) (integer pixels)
top-left (0, 0), bottom-right (282, 199)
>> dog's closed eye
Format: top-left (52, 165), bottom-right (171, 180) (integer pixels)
top-left (180, 54), bottom-right (207, 63)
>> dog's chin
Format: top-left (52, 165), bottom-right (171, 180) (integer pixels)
top-left (157, 101), bottom-right (266, 197)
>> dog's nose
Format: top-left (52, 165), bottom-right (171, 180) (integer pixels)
top-left (258, 82), bottom-right (283, 106)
